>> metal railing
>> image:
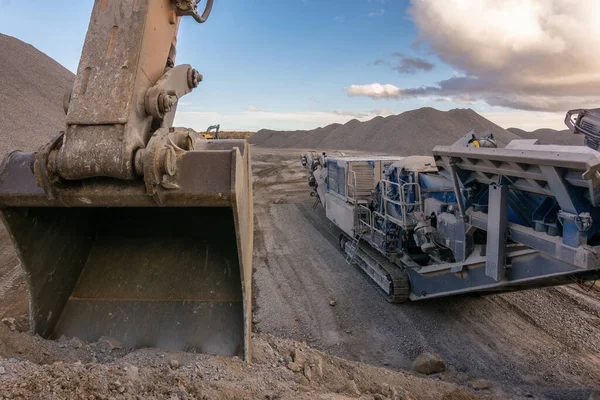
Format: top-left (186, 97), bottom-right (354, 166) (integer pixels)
top-left (372, 210), bottom-right (387, 236)
top-left (351, 178), bottom-right (424, 253)
top-left (357, 205), bottom-right (372, 236)
top-left (381, 180), bottom-right (423, 228)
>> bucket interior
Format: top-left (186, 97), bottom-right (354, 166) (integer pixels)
top-left (2, 206), bottom-right (245, 357)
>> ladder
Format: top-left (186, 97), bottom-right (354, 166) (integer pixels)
top-left (345, 233), bottom-right (362, 264)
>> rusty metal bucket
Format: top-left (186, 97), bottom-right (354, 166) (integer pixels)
top-left (0, 138), bottom-right (253, 359)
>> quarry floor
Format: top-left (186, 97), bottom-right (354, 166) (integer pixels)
top-left (0, 146), bottom-right (599, 399)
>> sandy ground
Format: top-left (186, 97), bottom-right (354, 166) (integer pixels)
top-left (1, 146), bottom-right (600, 399)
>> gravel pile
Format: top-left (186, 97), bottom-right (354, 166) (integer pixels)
top-left (507, 127), bottom-right (583, 146)
top-left (0, 34), bottom-right (74, 157)
top-left (0, 325), bottom-right (497, 400)
top-left (249, 108), bottom-right (523, 154)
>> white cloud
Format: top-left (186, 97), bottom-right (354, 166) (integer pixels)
top-left (347, 83), bottom-right (402, 99)
top-left (350, 0), bottom-right (600, 112)
top-left (248, 105), bottom-right (261, 112)
top-left (334, 15), bottom-right (345, 22)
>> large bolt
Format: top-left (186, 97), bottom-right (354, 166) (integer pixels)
top-left (158, 93), bottom-right (178, 114)
top-left (133, 148), bottom-right (145, 175)
top-left (187, 68), bottom-right (203, 89)
top-left (160, 147), bottom-right (177, 176)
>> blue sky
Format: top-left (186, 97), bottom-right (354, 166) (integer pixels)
top-left (0, 0), bottom-right (581, 131)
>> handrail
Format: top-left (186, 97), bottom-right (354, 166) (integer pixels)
top-left (380, 179), bottom-right (423, 227)
top-left (357, 205), bottom-right (372, 237)
top-left (372, 211), bottom-right (386, 235)
top-left (401, 182), bottom-right (420, 204)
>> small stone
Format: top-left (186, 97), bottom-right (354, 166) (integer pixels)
top-left (337, 380), bottom-right (361, 396)
top-left (295, 375), bottom-right (310, 386)
top-left (98, 336), bottom-right (122, 352)
top-left (412, 352), bottom-right (446, 375)
top-left (373, 395), bottom-right (386, 400)
top-left (110, 380), bottom-right (122, 391)
top-left (467, 378), bottom-right (489, 390)
top-left (117, 386), bottom-right (125, 393)
top-left (454, 372), bottom-right (469, 383)
top-left (303, 364), bottom-right (312, 381)
top-left (287, 362), bottom-right (302, 372)
top-left (169, 359), bottom-right (180, 369)
top-left (292, 348), bottom-right (307, 365)
top-left (0, 366), bottom-right (6, 374)
top-left (314, 357), bottom-right (323, 378)
top-left (70, 338), bottom-right (84, 349)
top-left (377, 383), bottom-right (391, 397)
top-left (329, 298), bottom-right (336, 306)
top-left (1, 317), bottom-right (17, 332)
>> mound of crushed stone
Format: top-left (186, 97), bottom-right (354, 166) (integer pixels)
top-left (0, 34), bottom-right (74, 157)
top-left (249, 108), bottom-right (522, 154)
top-left (0, 325), bottom-right (501, 400)
top-left (507, 127), bottom-right (582, 146)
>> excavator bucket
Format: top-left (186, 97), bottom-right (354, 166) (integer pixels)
top-left (0, 139), bottom-right (253, 359)
top-left (0, 0), bottom-right (254, 359)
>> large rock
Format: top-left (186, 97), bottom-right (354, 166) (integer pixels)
top-left (467, 378), bottom-right (489, 390)
top-left (412, 352), bottom-right (446, 375)
top-left (1, 318), bottom-right (17, 332)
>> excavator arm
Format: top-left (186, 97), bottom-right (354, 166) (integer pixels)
top-left (0, 0), bottom-right (253, 360)
top-left (204, 124), bottom-right (220, 139)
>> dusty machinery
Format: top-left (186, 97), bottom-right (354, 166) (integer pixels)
top-left (302, 112), bottom-right (600, 302)
top-left (203, 124), bottom-right (220, 139)
top-left (0, 0), bottom-right (253, 359)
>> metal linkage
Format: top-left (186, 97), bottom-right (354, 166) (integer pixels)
top-left (433, 141), bottom-right (600, 248)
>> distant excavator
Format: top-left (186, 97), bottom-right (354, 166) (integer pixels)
top-left (0, 0), bottom-right (253, 360)
top-left (202, 124), bottom-right (220, 139)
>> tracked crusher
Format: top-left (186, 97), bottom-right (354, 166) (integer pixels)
top-left (0, 0), bottom-right (253, 359)
top-left (302, 110), bottom-right (600, 302)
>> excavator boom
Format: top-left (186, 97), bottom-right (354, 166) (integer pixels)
top-left (0, 0), bottom-right (253, 359)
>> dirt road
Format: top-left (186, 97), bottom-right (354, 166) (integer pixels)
top-left (250, 147), bottom-right (600, 400)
